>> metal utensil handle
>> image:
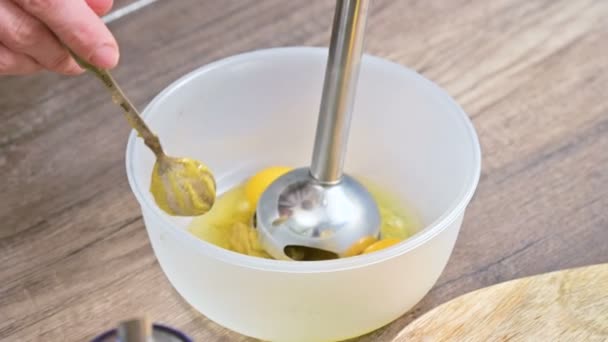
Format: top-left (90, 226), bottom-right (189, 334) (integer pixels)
top-left (68, 49), bottom-right (165, 158)
top-left (310, 0), bottom-right (369, 184)
top-left (117, 317), bottom-right (154, 342)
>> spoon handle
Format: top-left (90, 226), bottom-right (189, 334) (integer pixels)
top-left (69, 51), bottom-right (165, 158)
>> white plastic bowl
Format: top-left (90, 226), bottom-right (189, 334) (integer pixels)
top-left (126, 47), bottom-right (481, 342)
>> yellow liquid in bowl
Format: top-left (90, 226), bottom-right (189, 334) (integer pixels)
top-left (188, 172), bottom-right (421, 259)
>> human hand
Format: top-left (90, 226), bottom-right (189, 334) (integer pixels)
top-left (0, 0), bottom-right (119, 75)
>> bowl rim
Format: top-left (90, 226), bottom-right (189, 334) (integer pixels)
top-left (125, 46), bottom-right (481, 273)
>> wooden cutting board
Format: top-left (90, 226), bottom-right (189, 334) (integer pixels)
top-left (396, 263), bottom-right (608, 341)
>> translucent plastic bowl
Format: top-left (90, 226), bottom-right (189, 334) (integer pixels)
top-left (126, 47), bottom-right (481, 342)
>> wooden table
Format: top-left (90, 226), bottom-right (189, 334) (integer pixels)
top-left (1, 1), bottom-right (607, 341)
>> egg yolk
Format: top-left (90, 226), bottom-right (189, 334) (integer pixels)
top-left (189, 166), bottom-right (421, 260)
top-left (244, 166), bottom-right (292, 206)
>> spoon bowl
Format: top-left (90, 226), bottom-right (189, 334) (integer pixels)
top-left (70, 51), bottom-right (216, 217)
top-left (151, 155), bottom-right (216, 216)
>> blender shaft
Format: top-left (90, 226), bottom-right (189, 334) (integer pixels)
top-left (310, 0), bottom-right (369, 184)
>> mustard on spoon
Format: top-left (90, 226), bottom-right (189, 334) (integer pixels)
top-left (70, 52), bottom-right (216, 216)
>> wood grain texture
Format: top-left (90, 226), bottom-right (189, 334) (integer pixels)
top-left (396, 263), bottom-right (608, 341)
top-left (1, 0), bottom-right (607, 341)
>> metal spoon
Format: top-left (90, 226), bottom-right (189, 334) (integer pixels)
top-left (70, 52), bottom-right (216, 216)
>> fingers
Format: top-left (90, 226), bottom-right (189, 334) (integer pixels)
top-left (0, 42), bottom-right (41, 75)
top-left (14, 0), bottom-right (119, 69)
top-left (0, 0), bottom-right (116, 75)
top-left (0, 0), bottom-right (81, 75)
top-left (86, 0), bottom-right (113, 16)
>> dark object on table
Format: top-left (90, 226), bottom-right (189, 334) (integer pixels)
top-left (91, 320), bottom-right (192, 342)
